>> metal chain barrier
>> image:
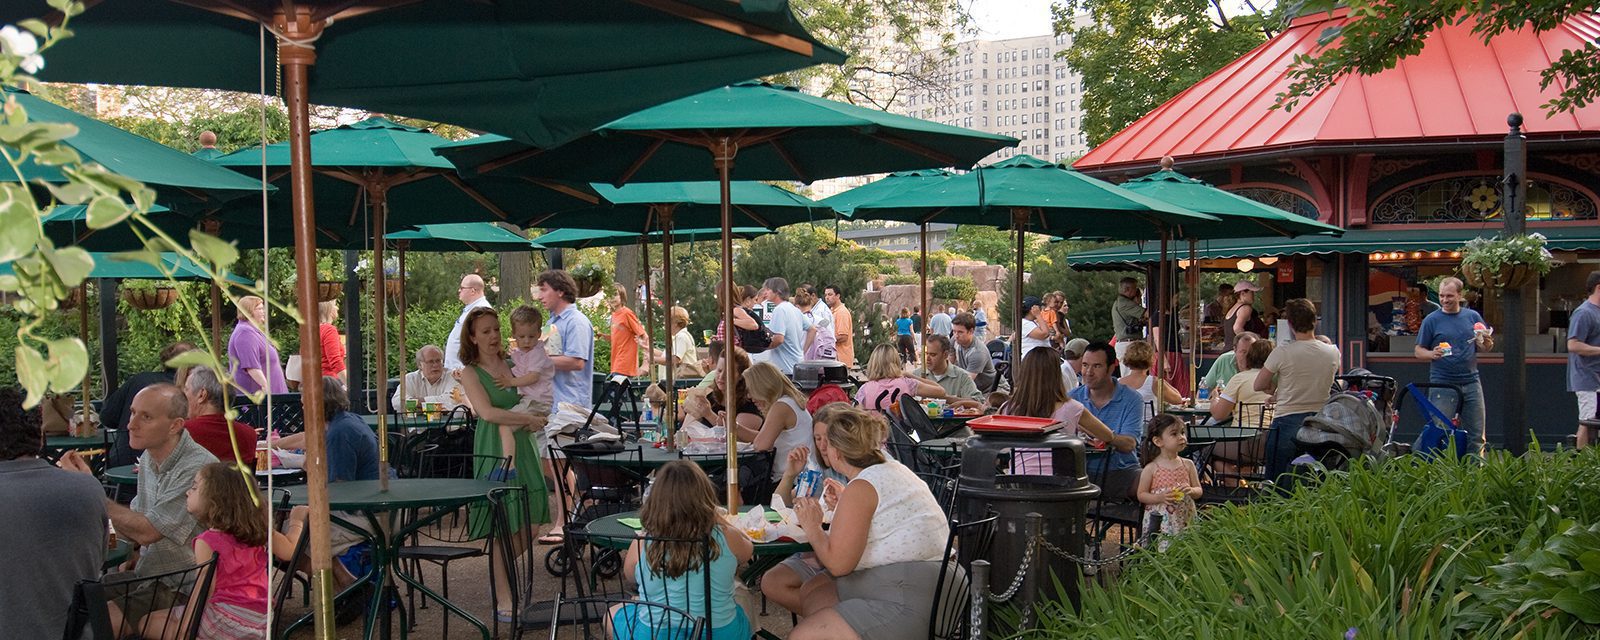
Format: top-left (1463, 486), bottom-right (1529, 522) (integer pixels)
top-left (982, 517), bottom-right (1163, 603)
top-left (984, 534), bottom-right (1036, 602)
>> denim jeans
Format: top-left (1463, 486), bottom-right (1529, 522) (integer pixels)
top-left (1266, 412), bottom-right (1314, 483)
top-left (1428, 380), bottom-right (1485, 456)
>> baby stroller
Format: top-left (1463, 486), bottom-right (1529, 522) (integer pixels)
top-left (1295, 372), bottom-right (1397, 471)
top-left (1394, 382), bottom-right (1467, 459)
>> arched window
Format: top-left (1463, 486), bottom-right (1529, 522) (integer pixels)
top-left (1370, 175), bottom-right (1598, 223)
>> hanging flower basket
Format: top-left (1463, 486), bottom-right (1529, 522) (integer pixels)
top-left (317, 281), bottom-right (343, 302)
top-left (123, 287), bottom-right (176, 310)
top-left (1461, 261), bottom-right (1535, 290)
top-left (384, 279), bottom-right (404, 299)
top-left (574, 275), bottom-right (603, 298)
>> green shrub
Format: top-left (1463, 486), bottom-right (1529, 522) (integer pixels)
top-left (1027, 450), bottom-right (1600, 639)
top-left (931, 275), bottom-right (977, 302)
top-left (883, 273), bottom-right (919, 286)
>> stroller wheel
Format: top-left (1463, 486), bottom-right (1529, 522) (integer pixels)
top-left (594, 548), bottom-right (623, 579)
top-left (544, 547), bottom-right (571, 577)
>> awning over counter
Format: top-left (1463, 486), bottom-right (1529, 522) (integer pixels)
top-left (1064, 227), bottom-right (1600, 269)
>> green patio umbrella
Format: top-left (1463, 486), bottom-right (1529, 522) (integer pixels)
top-left (530, 227), bottom-right (773, 249)
top-left (439, 82), bottom-right (1013, 510)
top-left (520, 180), bottom-right (829, 436)
top-left (830, 155), bottom-right (1218, 377)
top-left (10, 4), bottom-right (841, 630)
top-left (2, 87), bottom-right (264, 210)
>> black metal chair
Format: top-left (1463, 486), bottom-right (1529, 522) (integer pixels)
top-left (234, 393), bottom-right (306, 435)
top-left (548, 595), bottom-right (703, 640)
top-left (398, 452), bottom-right (509, 636)
top-left (676, 448), bottom-right (778, 507)
top-left (929, 513), bottom-right (1000, 640)
top-left (271, 511), bottom-right (312, 639)
top-left (560, 528), bottom-right (716, 640)
top-left (546, 445), bottom-right (648, 578)
top-left (915, 471), bottom-right (961, 519)
top-left (66, 558), bottom-right (218, 640)
top-left (1086, 454), bottom-right (1144, 566)
top-left (1199, 401), bottom-right (1274, 505)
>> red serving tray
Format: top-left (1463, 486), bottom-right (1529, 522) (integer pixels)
top-left (967, 415), bottom-right (1063, 435)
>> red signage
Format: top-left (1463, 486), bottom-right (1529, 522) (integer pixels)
top-left (1276, 262), bottom-right (1294, 283)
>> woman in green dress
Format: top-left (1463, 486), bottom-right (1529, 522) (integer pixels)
top-left (456, 306), bottom-right (550, 620)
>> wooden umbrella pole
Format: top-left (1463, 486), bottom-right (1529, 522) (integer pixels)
top-left (920, 222), bottom-right (929, 367)
top-left (715, 138), bottom-right (741, 512)
top-left (80, 283), bottom-right (90, 431)
top-left (642, 238), bottom-right (653, 386)
top-left (1011, 208), bottom-right (1026, 378)
top-left (370, 185), bottom-right (391, 491)
top-left (275, 16), bottom-right (336, 639)
top-left (1154, 229), bottom-right (1168, 414)
top-left (660, 204), bottom-right (678, 449)
top-left (1189, 239), bottom-right (1199, 403)
top-left (397, 243), bottom-right (407, 414)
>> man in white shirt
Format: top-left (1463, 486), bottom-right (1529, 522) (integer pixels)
top-left (391, 345), bottom-right (462, 411)
top-left (756, 277), bottom-right (813, 375)
top-left (1018, 295), bottom-right (1052, 358)
top-left (444, 273), bottom-right (492, 371)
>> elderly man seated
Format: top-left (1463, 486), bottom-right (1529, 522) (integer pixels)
top-left (0, 386), bottom-right (108, 639)
top-left (60, 384), bottom-right (217, 631)
top-left (391, 344), bottom-right (461, 412)
top-left (182, 366), bottom-right (259, 467)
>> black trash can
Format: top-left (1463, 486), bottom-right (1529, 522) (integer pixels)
top-left (957, 431), bottom-right (1099, 618)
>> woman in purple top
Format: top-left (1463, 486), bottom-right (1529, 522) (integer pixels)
top-left (227, 296), bottom-right (288, 395)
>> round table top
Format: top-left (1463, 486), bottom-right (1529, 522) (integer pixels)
top-left (46, 434), bottom-right (105, 450)
top-left (1163, 404), bottom-right (1214, 417)
top-left (1186, 425), bottom-right (1260, 442)
top-left (586, 508), bottom-right (810, 555)
top-left (361, 413), bottom-right (454, 430)
top-left (105, 464), bottom-right (305, 486)
top-left (104, 538), bottom-right (132, 571)
top-left (283, 478), bottom-right (502, 511)
top-left (914, 436), bottom-right (968, 450)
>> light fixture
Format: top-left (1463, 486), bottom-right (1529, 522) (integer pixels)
top-left (1259, 256), bottom-right (1279, 266)
top-left (1431, 251), bottom-right (1441, 258)
top-left (1236, 258), bottom-right (1255, 272)
top-left (1390, 252), bottom-right (1403, 260)
top-left (1411, 251), bottom-right (1423, 259)
top-left (1370, 252), bottom-right (1383, 261)
top-left (1177, 259), bottom-right (1191, 269)
top-left (1450, 251), bottom-right (1461, 259)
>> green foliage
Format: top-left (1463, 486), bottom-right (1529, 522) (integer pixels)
top-left (1460, 233), bottom-right (1557, 276)
top-left (1280, 1), bottom-right (1600, 115)
top-left (1055, 0), bottom-right (1278, 146)
top-left (780, 0), bottom-right (970, 109)
top-left (734, 223), bottom-right (872, 316)
top-left (942, 225), bottom-right (1053, 271)
top-left (580, 301), bottom-right (612, 374)
top-left (1028, 449), bottom-right (1600, 639)
top-left (883, 273), bottom-right (919, 286)
top-left (930, 274), bottom-right (975, 301)
top-left (103, 103), bottom-right (289, 153)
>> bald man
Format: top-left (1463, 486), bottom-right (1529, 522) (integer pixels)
top-left (445, 273), bottom-right (493, 371)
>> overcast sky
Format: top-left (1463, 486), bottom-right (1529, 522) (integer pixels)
top-left (967, 0), bottom-right (1057, 41)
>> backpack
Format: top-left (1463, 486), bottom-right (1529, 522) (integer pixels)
top-left (735, 306), bottom-right (775, 354)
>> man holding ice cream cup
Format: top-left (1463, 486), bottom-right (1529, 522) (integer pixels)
top-left (1414, 277), bottom-right (1493, 455)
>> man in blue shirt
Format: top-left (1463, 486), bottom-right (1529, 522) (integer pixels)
top-left (1414, 277), bottom-right (1492, 455)
top-left (1568, 270), bottom-right (1600, 449)
top-left (754, 277), bottom-right (813, 375)
top-left (539, 269), bottom-right (595, 408)
top-left (1068, 341), bottom-right (1145, 498)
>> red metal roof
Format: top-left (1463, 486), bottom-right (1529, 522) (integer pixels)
top-left (1074, 10), bottom-right (1600, 171)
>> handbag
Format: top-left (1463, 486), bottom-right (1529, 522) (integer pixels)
top-left (1408, 384), bottom-right (1468, 459)
top-left (735, 306), bottom-right (775, 354)
top-left (40, 394), bottom-right (75, 436)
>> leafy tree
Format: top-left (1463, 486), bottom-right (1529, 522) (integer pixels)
top-left (1056, 0), bottom-right (1279, 146)
top-left (942, 224), bottom-right (1056, 272)
top-left (1280, 1), bottom-right (1600, 115)
top-left (930, 274), bottom-right (976, 301)
top-left (778, 0), bottom-right (971, 110)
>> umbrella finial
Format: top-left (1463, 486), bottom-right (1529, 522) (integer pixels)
top-left (1159, 155), bottom-right (1175, 170)
top-left (199, 131), bottom-right (218, 149)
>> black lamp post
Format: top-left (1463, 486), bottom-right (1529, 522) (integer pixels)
top-left (1502, 113), bottom-right (1528, 454)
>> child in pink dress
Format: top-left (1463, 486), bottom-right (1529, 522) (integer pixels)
top-left (494, 306), bottom-right (555, 480)
top-left (1136, 415), bottom-right (1201, 551)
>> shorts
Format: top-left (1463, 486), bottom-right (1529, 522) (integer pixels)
top-left (196, 602), bottom-right (268, 640)
top-left (833, 561), bottom-right (950, 640)
top-left (101, 573), bottom-right (189, 628)
top-left (1579, 392), bottom-right (1598, 421)
top-left (329, 511), bottom-right (374, 556)
top-left (777, 553), bottom-right (826, 583)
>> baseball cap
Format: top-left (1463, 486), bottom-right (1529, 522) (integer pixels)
top-left (1020, 295), bottom-right (1042, 312)
top-left (1064, 338), bottom-right (1089, 359)
top-left (1233, 280), bottom-right (1262, 293)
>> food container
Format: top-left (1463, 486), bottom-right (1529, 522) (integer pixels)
top-left (1438, 341), bottom-right (1453, 357)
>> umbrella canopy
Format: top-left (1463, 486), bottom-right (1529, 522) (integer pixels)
top-left (15, 1), bottom-right (845, 149)
top-left (819, 169), bottom-right (955, 213)
top-left (1116, 166), bottom-right (1344, 239)
top-left (209, 117), bottom-right (602, 233)
top-left (3, 87), bottom-right (264, 210)
top-left (520, 181), bottom-right (831, 232)
top-left (439, 82), bottom-right (1017, 183)
top-left (385, 223), bottom-right (539, 252)
top-left (833, 155), bottom-right (1217, 235)
top-left (0, 250), bottom-right (249, 283)
top-left (531, 226), bottom-right (774, 249)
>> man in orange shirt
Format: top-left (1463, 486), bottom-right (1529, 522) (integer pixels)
top-left (605, 284), bottom-right (648, 377)
top-left (824, 284), bottom-right (855, 368)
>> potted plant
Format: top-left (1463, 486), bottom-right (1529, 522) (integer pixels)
top-left (354, 256), bottom-right (405, 299)
top-left (122, 281), bottom-right (177, 310)
top-left (570, 261), bottom-right (611, 298)
top-left (1458, 233), bottom-right (1556, 290)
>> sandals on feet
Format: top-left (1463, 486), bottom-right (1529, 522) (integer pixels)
top-left (537, 529), bottom-right (564, 545)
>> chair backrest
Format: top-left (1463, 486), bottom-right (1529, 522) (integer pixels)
top-left (915, 471), bottom-right (961, 518)
top-left (561, 527), bottom-right (715, 639)
top-left (416, 452), bottom-right (509, 480)
top-left (549, 445), bottom-right (647, 528)
top-left (552, 595), bottom-right (703, 640)
top-left (930, 514), bottom-right (1000, 640)
top-left (271, 517), bottom-right (311, 631)
top-left (896, 395), bottom-right (942, 441)
top-left (487, 486), bottom-right (538, 636)
top-left (234, 393), bottom-right (307, 435)
top-left (70, 557), bottom-right (218, 640)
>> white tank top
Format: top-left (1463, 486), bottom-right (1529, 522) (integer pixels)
top-left (851, 460), bottom-right (949, 570)
top-left (770, 397), bottom-right (814, 481)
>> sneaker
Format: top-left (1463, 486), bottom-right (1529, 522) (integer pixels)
top-left (334, 582), bottom-right (373, 626)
